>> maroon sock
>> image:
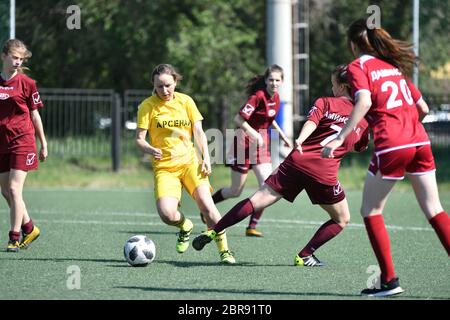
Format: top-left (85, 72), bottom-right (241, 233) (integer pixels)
top-left (214, 198), bottom-right (254, 233)
top-left (429, 211), bottom-right (450, 255)
top-left (9, 231), bottom-right (20, 242)
top-left (299, 219), bottom-right (343, 257)
top-left (248, 210), bottom-right (264, 229)
top-left (364, 215), bottom-right (396, 283)
top-left (22, 219), bottom-right (34, 234)
top-left (212, 189), bottom-right (225, 204)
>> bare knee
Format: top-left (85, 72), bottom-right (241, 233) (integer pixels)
top-left (334, 215), bottom-right (350, 228)
top-left (360, 205), bottom-right (375, 218)
top-left (157, 206), bottom-right (179, 225)
top-left (8, 184), bottom-right (23, 202)
top-left (1, 189), bottom-right (10, 202)
top-left (228, 187), bottom-right (243, 198)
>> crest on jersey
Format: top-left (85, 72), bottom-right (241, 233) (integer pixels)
top-left (32, 92), bottom-right (41, 105)
top-left (0, 93), bottom-right (9, 100)
top-left (268, 109), bottom-right (276, 117)
top-left (241, 103), bottom-right (255, 116)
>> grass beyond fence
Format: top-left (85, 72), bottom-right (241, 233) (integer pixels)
top-left (26, 143), bottom-right (450, 191)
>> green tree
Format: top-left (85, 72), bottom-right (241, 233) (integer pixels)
top-left (166, 1), bottom-right (265, 129)
top-left (307, 0), bottom-right (449, 106)
top-left (14, 0), bottom-right (266, 128)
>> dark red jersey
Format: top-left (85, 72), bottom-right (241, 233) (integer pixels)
top-left (0, 73), bottom-right (43, 153)
top-left (285, 96), bottom-right (369, 185)
top-left (230, 89), bottom-right (281, 164)
top-left (239, 89), bottom-right (280, 131)
top-left (347, 55), bottom-right (429, 153)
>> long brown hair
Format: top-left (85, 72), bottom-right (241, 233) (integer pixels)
top-left (245, 64), bottom-right (284, 95)
top-left (332, 64), bottom-right (351, 95)
top-left (2, 39), bottom-right (32, 74)
top-left (347, 18), bottom-right (416, 78)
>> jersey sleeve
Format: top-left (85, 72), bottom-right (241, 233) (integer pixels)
top-left (137, 101), bottom-right (151, 130)
top-left (406, 81), bottom-right (423, 104)
top-left (185, 95), bottom-right (203, 123)
top-left (238, 94), bottom-right (260, 120)
top-left (347, 62), bottom-right (371, 99)
top-left (307, 98), bottom-right (326, 125)
top-left (26, 80), bottom-right (44, 111)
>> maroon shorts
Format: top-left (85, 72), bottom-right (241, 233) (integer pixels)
top-left (265, 160), bottom-right (345, 205)
top-left (0, 152), bottom-right (39, 173)
top-left (226, 136), bottom-right (271, 174)
top-left (368, 144), bottom-right (435, 180)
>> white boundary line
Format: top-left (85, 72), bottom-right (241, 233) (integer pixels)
top-left (0, 209), bottom-right (433, 232)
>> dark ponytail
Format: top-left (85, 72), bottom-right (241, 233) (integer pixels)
top-left (332, 64), bottom-right (351, 95)
top-left (347, 18), bottom-right (416, 78)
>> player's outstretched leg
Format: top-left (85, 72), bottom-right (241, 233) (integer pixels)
top-left (193, 229), bottom-right (216, 251)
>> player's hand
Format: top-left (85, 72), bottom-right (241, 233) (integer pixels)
top-left (294, 138), bottom-right (303, 154)
top-left (201, 158), bottom-right (212, 176)
top-left (321, 139), bottom-right (343, 159)
top-left (39, 145), bottom-right (48, 162)
top-left (284, 139), bottom-right (293, 148)
top-left (151, 148), bottom-right (163, 160)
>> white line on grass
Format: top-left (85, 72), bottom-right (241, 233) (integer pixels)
top-left (0, 211), bottom-right (432, 232)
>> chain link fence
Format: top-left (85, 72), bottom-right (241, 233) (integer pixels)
top-left (39, 89), bottom-right (449, 171)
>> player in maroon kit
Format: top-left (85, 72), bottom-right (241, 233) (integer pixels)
top-left (0, 39), bottom-right (47, 252)
top-left (322, 19), bottom-right (450, 297)
top-left (202, 64), bottom-right (291, 237)
top-left (193, 65), bottom-right (369, 267)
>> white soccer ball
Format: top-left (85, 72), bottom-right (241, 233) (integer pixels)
top-left (123, 235), bottom-right (156, 267)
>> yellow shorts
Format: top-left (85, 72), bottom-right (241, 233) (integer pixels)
top-left (154, 162), bottom-right (212, 200)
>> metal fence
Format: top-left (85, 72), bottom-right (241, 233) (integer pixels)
top-left (39, 89), bottom-right (450, 171)
top-left (122, 89), bottom-right (151, 155)
top-left (422, 94), bottom-right (450, 147)
top-left (40, 88), bottom-right (152, 171)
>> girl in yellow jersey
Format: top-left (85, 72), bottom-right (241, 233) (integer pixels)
top-left (136, 64), bottom-right (235, 264)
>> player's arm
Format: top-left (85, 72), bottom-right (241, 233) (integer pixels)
top-left (322, 91), bottom-right (371, 158)
top-left (193, 121), bottom-right (211, 176)
top-left (135, 128), bottom-right (162, 159)
top-left (294, 120), bottom-right (317, 154)
top-left (271, 120), bottom-right (292, 148)
top-left (31, 109), bottom-right (48, 162)
top-left (407, 80), bottom-right (429, 122)
top-left (416, 99), bottom-right (429, 122)
top-left (233, 114), bottom-right (264, 147)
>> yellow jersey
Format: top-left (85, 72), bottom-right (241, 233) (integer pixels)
top-left (137, 92), bottom-right (203, 170)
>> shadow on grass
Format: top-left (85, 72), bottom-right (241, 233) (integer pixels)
top-left (112, 285), bottom-right (448, 300)
top-left (0, 256), bottom-right (125, 264)
top-left (112, 285), bottom-right (358, 298)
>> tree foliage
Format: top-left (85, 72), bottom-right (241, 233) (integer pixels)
top-left (12, 0), bottom-right (449, 128)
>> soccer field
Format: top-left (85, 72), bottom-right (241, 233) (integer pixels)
top-left (0, 188), bottom-right (449, 300)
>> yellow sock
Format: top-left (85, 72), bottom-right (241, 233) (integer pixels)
top-left (214, 231), bottom-right (229, 252)
top-left (181, 218), bottom-right (193, 232)
top-left (168, 213), bottom-right (193, 232)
